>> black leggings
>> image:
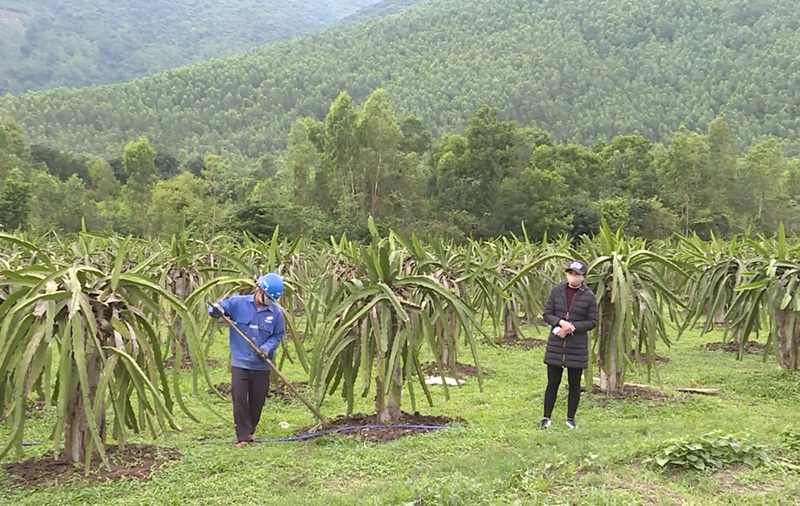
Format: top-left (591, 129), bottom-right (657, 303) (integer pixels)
top-left (543, 364), bottom-right (583, 419)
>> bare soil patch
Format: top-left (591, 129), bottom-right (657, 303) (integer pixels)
top-left (587, 384), bottom-right (672, 407)
top-left (208, 381), bottom-right (309, 404)
top-left (295, 411), bottom-right (463, 443)
top-left (2, 444), bottom-right (180, 487)
top-left (163, 357), bottom-right (220, 370)
top-left (704, 341), bottom-right (768, 356)
top-left (422, 361), bottom-right (486, 379)
top-left (501, 335), bottom-right (548, 350)
top-left (629, 350), bottom-right (671, 364)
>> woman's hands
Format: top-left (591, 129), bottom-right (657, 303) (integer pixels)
top-left (557, 319), bottom-right (575, 338)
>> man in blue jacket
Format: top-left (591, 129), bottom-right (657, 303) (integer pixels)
top-left (209, 272), bottom-right (285, 447)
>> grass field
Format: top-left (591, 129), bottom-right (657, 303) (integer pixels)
top-left (2, 323), bottom-right (800, 505)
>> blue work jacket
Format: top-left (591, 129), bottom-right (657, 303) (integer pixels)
top-left (209, 295), bottom-right (285, 371)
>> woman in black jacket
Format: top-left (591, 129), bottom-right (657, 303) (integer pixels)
top-left (540, 260), bottom-right (598, 429)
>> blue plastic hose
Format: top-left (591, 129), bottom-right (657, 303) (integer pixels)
top-left (4, 424), bottom-right (455, 447)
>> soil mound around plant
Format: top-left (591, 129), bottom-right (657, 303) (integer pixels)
top-left (587, 384), bottom-right (671, 407)
top-left (295, 411), bottom-right (463, 443)
top-left (501, 335), bottom-right (547, 350)
top-left (705, 341), bottom-right (768, 356)
top-left (163, 357), bottom-right (220, 370)
top-left (208, 381), bottom-right (309, 404)
top-left (422, 361), bottom-right (485, 378)
top-left (2, 444), bottom-right (180, 486)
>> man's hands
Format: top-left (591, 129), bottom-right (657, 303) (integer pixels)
top-left (557, 319), bottom-right (575, 338)
top-left (209, 302), bottom-right (227, 318)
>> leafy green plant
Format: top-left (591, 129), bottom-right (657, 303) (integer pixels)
top-left (649, 432), bottom-right (773, 471)
top-left (781, 429), bottom-right (800, 456)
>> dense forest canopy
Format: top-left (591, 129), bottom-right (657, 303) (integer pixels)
top-left (2, 88), bottom-right (800, 245)
top-left (2, 0), bottom-right (800, 161)
top-left (0, 0), bottom-right (384, 94)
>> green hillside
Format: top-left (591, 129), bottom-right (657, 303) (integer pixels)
top-left (3, 0), bottom-right (800, 160)
top-left (0, 0), bottom-right (381, 94)
top-left (340, 0), bottom-right (424, 25)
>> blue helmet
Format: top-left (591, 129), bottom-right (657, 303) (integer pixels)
top-left (257, 272), bottom-right (284, 301)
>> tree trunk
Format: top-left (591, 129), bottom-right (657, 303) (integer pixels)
top-left (776, 308), bottom-right (800, 372)
top-left (684, 198), bottom-right (690, 236)
top-left (370, 154), bottom-right (382, 218)
top-left (730, 327), bottom-right (741, 346)
top-left (64, 344), bottom-right (106, 463)
top-left (440, 310), bottom-right (458, 370)
top-left (503, 302), bottom-right (518, 342)
top-left (713, 306), bottom-right (726, 326)
top-left (376, 313), bottom-right (401, 423)
top-left (598, 288), bottom-right (621, 392)
top-left (169, 267), bottom-right (193, 359)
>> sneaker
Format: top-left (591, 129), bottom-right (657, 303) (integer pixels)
top-left (539, 418), bottom-right (551, 429)
top-left (566, 418), bottom-right (578, 430)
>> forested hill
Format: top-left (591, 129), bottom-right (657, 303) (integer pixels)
top-left (340, 0), bottom-right (424, 25)
top-left (3, 0), bottom-right (800, 160)
top-left (0, 0), bottom-right (382, 94)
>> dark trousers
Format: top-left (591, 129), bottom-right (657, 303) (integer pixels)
top-left (543, 364), bottom-right (583, 419)
top-left (231, 366), bottom-right (270, 442)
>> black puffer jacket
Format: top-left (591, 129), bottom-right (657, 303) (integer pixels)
top-left (542, 282), bottom-right (598, 369)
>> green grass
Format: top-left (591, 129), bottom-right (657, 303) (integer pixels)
top-left (2, 324), bottom-right (800, 505)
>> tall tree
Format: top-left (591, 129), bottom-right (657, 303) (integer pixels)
top-left (0, 117), bottom-right (31, 181)
top-left (657, 126), bottom-right (712, 235)
top-left (399, 116), bottom-right (432, 156)
top-left (122, 135), bottom-right (156, 234)
top-left (286, 118), bottom-right (320, 208)
top-left (736, 138), bottom-right (789, 231)
top-left (599, 134), bottom-right (657, 200)
top-left (490, 167), bottom-right (572, 239)
top-left (0, 168), bottom-right (31, 231)
top-left (357, 88), bottom-right (402, 220)
top-left (202, 154), bottom-right (236, 236)
top-left (87, 158), bottom-right (119, 201)
top-left (322, 91), bottom-right (360, 218)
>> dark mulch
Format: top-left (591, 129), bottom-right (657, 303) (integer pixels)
top-left (587, 384), bottom-right (672, 407)
top-left (500, 335), bottom-right (548, 350)
top-left (422, 361), bottom-right (486, 379)
top-left (295, 411), bottom-right (463, 443)
top-left (208, 381), bottom-right (309, 404)
top-left (629, 350), bottom-right (671, 364)
top-left (163, 357), bottom-right (220, 370)
top-left (2, 444), bottom-right (180, 486)
top-left (704, 341), bottom-right (768, 356)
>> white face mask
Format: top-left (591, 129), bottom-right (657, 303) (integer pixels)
top-left (257, 292), bottom-right (270, 305)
